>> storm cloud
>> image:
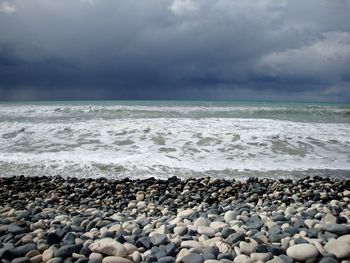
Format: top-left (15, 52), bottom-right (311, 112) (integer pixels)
top-left (0, 0), bottom-right (349, 101)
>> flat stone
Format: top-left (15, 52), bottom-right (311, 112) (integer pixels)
top-left (226, 232), bottom-right (245, 245)
top-left (181, 241), bottom-right (203, 250)
top-left (181, 253), bottom-right (204, 263)
top-left (234, 254), bottom-right (254, 263)
top-left (24, 250), bottom-right (40, 258)
top-left (3, 244), bottom-right (37, 260)
top-left (7, 224), bottom-right (27, 235)
top-left (217, 252), bottom-right (236, 260)
top-left (250, 252), bottom-right (271, 261)
top-left (286, 244), bottom-right (319, 261)
top-left (324, 238), bottom-right (350, 259)
top-left (197, 226), bottom-right (215, 237)
top-left (89, 238), bottom-right (127, 257)
top-left (150, 233), bottom-right (168, 246)
top-left (12, 257), bottom-right (30, 263)
top-left (158, 256), bottom-right (175, 263)
top-left (338, 234), bottom-right (350, 244)
top-left (278, 255), bottom-right (294, 263)
top-left (54, 244), bottom-right (83, 259)
top-left (177, 209), bottom-right (194, 219)
top-left (319, 257), bottom-right (340, 263)
top-left (323, 224), bottom-right (349, 235)
top-left (46, 257), bottom-right (63, 263)
top-left (102, 256), bottom-right (133, 263)
top-left (266, 256), bottom-right (285, 263)
top-left (30, 254), bottom-right (42, 263)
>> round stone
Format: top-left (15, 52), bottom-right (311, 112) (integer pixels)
top-left (224, 211), bottom-right (237, 223)
top-left (286, 244), bottom-right (319, 261)
top-left (324, 238), bottom-right (350, 259)
top-left (197, 226), bottom-right (215, 237)
top-left (194, 217), bottom-right (209, 228)
top-left (177, 209), bottom-right (194, 219)
top-left (89, 238), bottom-right (127, 257)
top-left (181, 241), bottom-right (203, 250)
top-left (102, 256), bottom-right (133, 263)
top-left (181, 253), bottom-right (204, 263)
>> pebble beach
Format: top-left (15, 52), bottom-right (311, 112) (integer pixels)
top-left (1, 175), bottom-right (350, 263)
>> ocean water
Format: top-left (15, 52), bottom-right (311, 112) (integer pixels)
top-left (0, 100), bottom-right (349, 179)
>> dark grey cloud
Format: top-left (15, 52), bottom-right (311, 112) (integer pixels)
top-left (0, 0), bottom-right (350, 101)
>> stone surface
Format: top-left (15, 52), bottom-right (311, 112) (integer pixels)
top-left (224, 211), bottom-right (237, 223)
top-left (323, 224), bottom-right (349, 235)
top-left (54, 244), bottom-right (83, 259)
top-left (197, 226), bottom-right (215, 237)
top-left (286, 244), bottom-right (319, 261)
top-left (89, 238), bottom-right (127, 257)
top-left (181, 253), bottom-right (204, 263)
top-left (181, 241), bottom-right (203, 249)
top-left (324, 238), bottom-right (350, 259)
top-left (102, 256), bottom-right (133, 263)
top-left (177, 209), bottom-right (194, 219)
top-left (150, 233), bottom-right (168, 246)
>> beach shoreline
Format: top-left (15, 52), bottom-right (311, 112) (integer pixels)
top-left (1, 175), bottom-right (350, 263)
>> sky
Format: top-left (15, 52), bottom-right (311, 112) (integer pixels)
top-left (0, 0), bottom-right (350, 101)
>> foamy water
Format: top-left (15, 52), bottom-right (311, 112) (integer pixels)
top-left (0, 101), bottom-right (349, 179)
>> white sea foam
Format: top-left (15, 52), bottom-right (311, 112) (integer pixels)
top-left (0, 103), bottom-right (349, 179)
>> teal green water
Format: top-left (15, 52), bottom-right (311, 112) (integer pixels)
top-left (1, 100), bottom-right (349, 123)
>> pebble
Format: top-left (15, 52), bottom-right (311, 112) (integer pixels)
top-left (101, 256), bottom-right (133, 263)
top-left (197, 226), bottom-right (215, 237)
top-left (324, 238), bottom-right (350, 259)
top-left (181, 253), bottom-right (204, 263)
top-left (323, 224), bottom-right (349, 235)
top-left (224, 211), bottom-right (237, 223)
top-left (286, 244), bottom-right (319, 261)
top-left (177, 209), bottom-right (194, 219)
top-left (181, 241), bottom-right (203, 250)
top-left (89, 238), bottom-right (127, 257)
top-left (1, 175), bottom-right (350, 263)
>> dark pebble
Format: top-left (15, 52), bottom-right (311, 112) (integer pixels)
top-left (47, 232), bottom-right (62, 245)
top-left (323, 224), bottom-right (349, 235)
top-left (11, 257), bottom-right (30, 263)
top-left (76, 258), bottom-right (89, 263)
top-left (54, 244), bottom-right (83, 259)
top-left (279, 254), bottom-right (294, 263)
top-left (226, 232), bottom-right (245, 245)
top-left (158, 256), bottom-right (176, 263)
top-left (136, 237), bottom-right (151, 249)
top-left (218, 252), bottom-right (236, 260)
top-left (319, 257), bottom-right (340, 263)
top-left (181, 253), bottom-right (204, 263)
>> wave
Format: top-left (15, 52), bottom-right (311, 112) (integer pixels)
top-left (0, 117), bottom-right (349, 178)
top-left (0, 102), bottom-right (349, 123)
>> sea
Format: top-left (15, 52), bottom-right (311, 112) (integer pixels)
top-left (0, 100), bottom-right (349, 180)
